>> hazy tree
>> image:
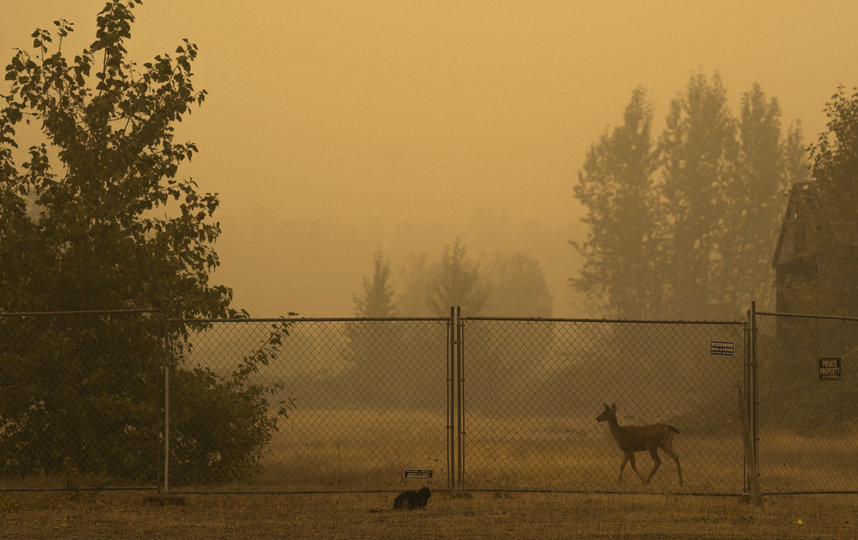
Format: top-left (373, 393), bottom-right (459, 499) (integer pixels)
top-left (574, 73), bottom-right (808, 320)
top-left (396, 253), bottom-right (434, 316)
top-left (484, 252), bottom-right (553, 317)
top-left (757, 88), bottom-right (858, 434)
top-left (426, 239), bottom-right (489, 316)
top-left (353, 250), bottom-right (396, 317)
top-left (658, 71), bottom-right (739, 319)
top-left (0, 0), bottom-right (289, 482)
top-left (782, 120), bottom-right (812, 187)
top-left (721, 83), bottom-right (791, 310)
top-left (805, 86), bottom-right (858, 313)
top-left (811, 86), bottom-right (858, 241)
top-left (571, 87), bottom-right (660, 318)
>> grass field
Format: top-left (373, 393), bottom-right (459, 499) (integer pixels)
top-left (0, 490), bottom-right (855, 539)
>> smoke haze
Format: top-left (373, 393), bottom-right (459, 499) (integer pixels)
top-left (3, 0), bottom-right (857, 316)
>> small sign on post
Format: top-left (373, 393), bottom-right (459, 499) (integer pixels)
top-left (709, 340), bottom-right (735, 357)
top-left (817, 357), bottom-right (842, 381)
top-left (404, 469), bottom-right (433, 479)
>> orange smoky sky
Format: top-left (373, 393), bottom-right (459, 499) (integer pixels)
top-left (3, 1), bottom-right (857, 316)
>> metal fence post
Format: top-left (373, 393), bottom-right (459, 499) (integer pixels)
top-left (746, 301), bottom-right (762, 505)
top-left (739, 310), bottom-right (752, 494)
top-left (163, 324), bottom-right (172, 495)
top-left (447, 307), bottom-right (456, 490)
top-left (751, 302), bottom-right (759, 485)
top-left (456, 306), bottom-right (465, 488)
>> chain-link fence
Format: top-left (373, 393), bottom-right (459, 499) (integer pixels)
top-left (459, 318), bottom-right (746, 493)
top-left (754, 311), bottom-right (858, 494)
top-left (166, 317), bottom-right (451, 492)
top-left (5, 307), bottom-right (856, 496)
top-left (0, 310), bottom-right (162, 491)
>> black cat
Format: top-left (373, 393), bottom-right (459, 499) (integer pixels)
top-left (393, 486), bottom-right (431, 510)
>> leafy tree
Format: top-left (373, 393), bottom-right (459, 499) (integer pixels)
top-left (0, 0), bottom-right (288, 483)
top-left (572, 87), bottom-right (660, 318)
top-left (169, 320), bottom-right (295, 483)
top-left (426, 239), bottom-right (489, 316)
top-left (353, 250), bottom-right (396, 317)
top-left (805, 86), bottom-right (858, 313)
top-left (758, 87), bottom-right (858, 435)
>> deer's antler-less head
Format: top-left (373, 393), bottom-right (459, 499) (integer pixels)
top-left (596, 403), bottom-right (616, 423)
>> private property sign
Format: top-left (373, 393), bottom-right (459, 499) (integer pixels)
top-left (709, 340), bottom-right (735, 357)
top-left (817, 357), bottom-right (842, 381)
top-left (404, 469), bottom-right (433, 479)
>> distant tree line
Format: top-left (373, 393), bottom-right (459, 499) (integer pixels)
top-left (352, 239), bottom-right (553, 318)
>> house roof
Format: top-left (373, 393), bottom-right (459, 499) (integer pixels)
top-left (772, 182), bottom-right (818, 268)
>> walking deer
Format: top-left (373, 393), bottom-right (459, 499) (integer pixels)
top-left (596, 403), bottom-right (682, 486)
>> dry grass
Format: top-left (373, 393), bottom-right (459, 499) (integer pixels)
top-left (214, 409), bottom-right (750, 493)
top-left (0, 490), bottom-right (855, 539)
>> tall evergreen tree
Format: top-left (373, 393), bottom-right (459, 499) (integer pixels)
top-left (658, 72), bottom-right (738, 318)
top-left (572, 87), bottom-right (659, 317)
top-left (426, 239), bottom-right (489, 315)
top-left (782, 120), bottom-right (812, 187)
top-left (573, 73), bottom-right (808, 320)
top-left (353, 250), bottom-right (396, 317)
top-left (721, 83), bottom-right (789, 310)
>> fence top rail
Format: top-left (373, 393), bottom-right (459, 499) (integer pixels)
top-left (167, 316), bottom-right (451, 324)
top-left (461, 316), bottom-right (746, 326)
top-left (756, 310), bottom-right (858, 323)
top-left (0, 308), bottom-right (159, 317)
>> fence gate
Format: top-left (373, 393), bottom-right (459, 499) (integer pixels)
top-left (455, 316), bottom-right (747, 494)
top-left (753, 310), bottom-right (858, 494)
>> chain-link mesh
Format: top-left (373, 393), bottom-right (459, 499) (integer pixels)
top-left (11, 309), bottom-right (854, 495)
top-left (460, 318), bottom-right (745, 493)
top-left (0, 310), bottom-right (162, 490)
top-left (168, 318), bottom-right (450, 491)
top-left (755, 312), bottom-right (858, 493)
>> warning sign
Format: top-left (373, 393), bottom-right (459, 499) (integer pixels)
top-left (709, 341), bottom-right (735, 357)
top-left (817, 357), bottom-right (842, 381)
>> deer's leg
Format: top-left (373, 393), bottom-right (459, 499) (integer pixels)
top-left (644, 448), bottom-right (662, 484)
top-left (661, 446), bottom-right (682, 486)
top-left (618, 455), bottom-right (629, 483)
top-left (627, 452), bottom-right (646, 483)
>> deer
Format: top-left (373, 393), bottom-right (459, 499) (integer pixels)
top-left (596, 403), bottom-right (682, 486)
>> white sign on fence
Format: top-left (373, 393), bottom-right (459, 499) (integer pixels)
top-left (817, 357), bottom-right (842, 381)
top-left (403, 469), bottom-right (433, 479)
top-left (709, 340), bottom-right (735, 357)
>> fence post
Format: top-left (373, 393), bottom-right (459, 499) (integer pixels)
top-left (456, 306), bottom-right (465, 488)
top-left (163, 323), bottom-right (172, 495)
top-left (447, 307), bottom-right (456, 490)
top-left (741, 301), bottom-right (762, 506)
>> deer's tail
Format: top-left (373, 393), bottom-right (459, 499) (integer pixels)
top-left (667, 425), bottom-right (679, 434)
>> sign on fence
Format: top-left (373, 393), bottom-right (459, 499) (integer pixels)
top-left (709, 340), bottom-right (735, 356)
top-left (404, 469), bottom-right (433, 479)
top-left (817, 357), bottom-right (842, 381)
